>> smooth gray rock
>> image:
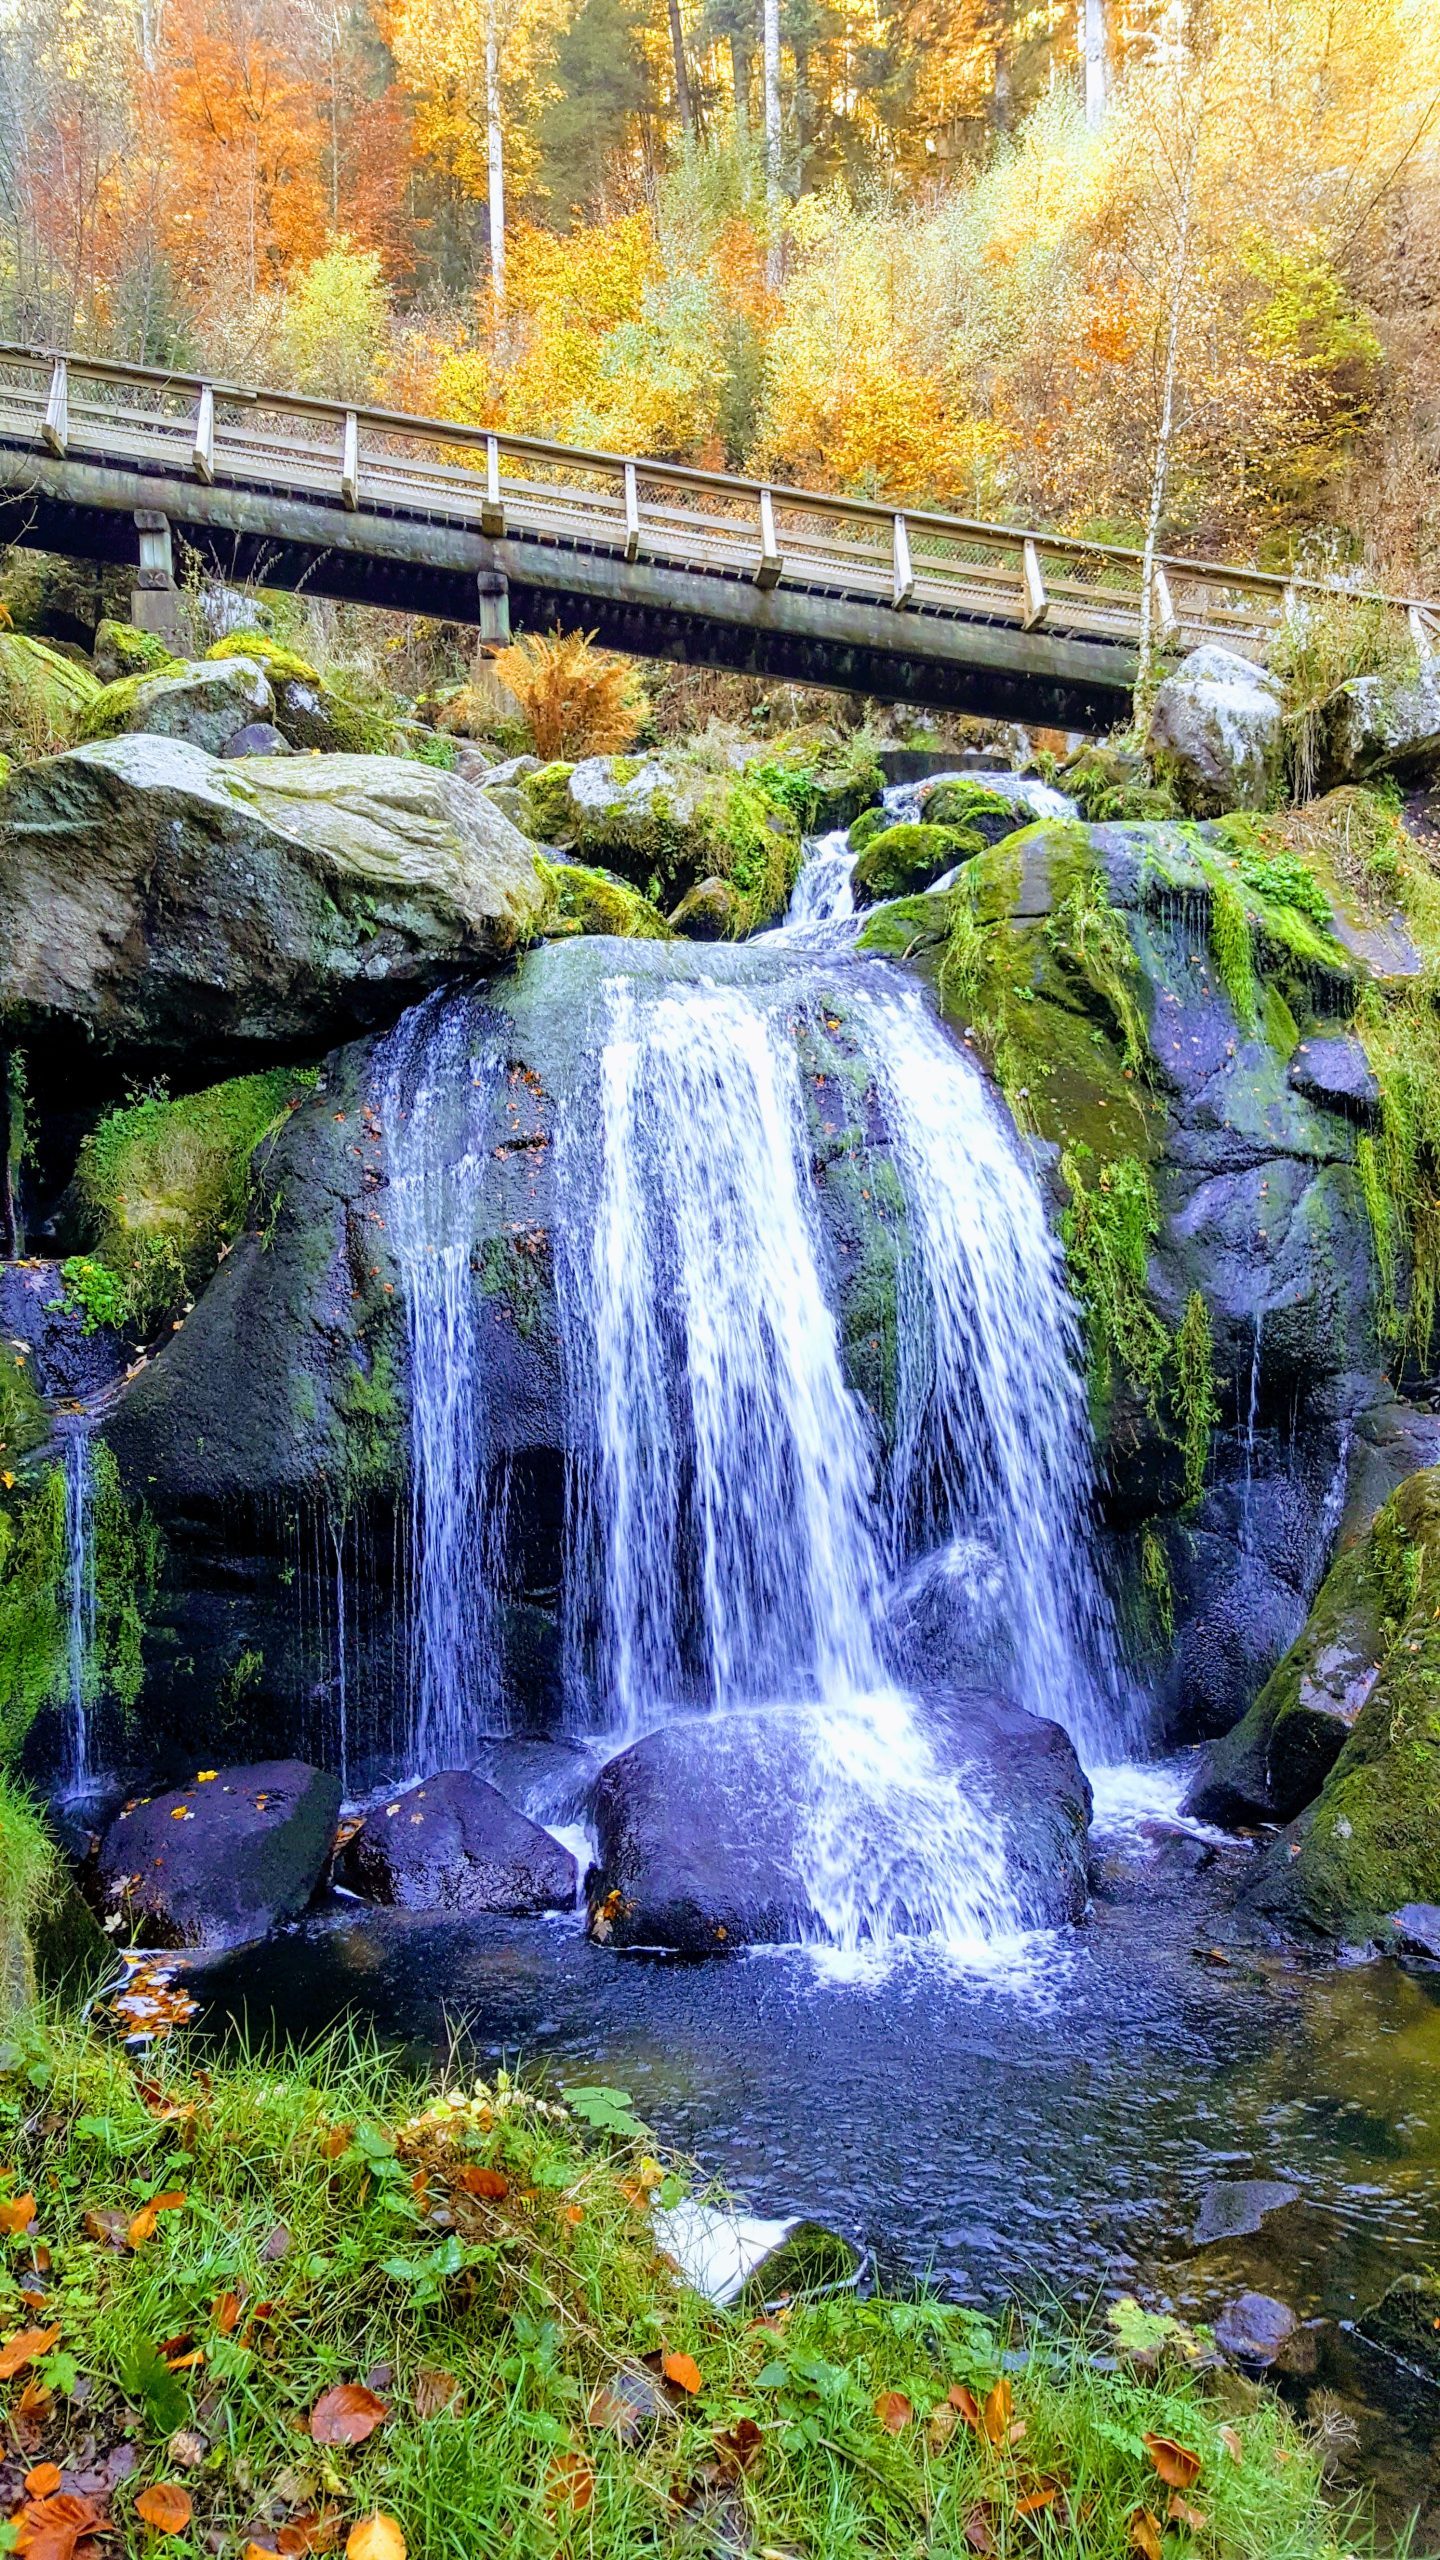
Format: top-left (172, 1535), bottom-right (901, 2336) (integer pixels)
top-left (1391, 1903), bottom-right (1440, 1960)
top-left (336, 1769), bottom-right (576, 1915)
top-left (1192, 2180), bottom-right (1302, 2246)
top-left (1213, 2292), bottom-right (1298, 2365)
top-left (1319, 667), bottom-right (1440, 789)
top-left (81, 657), bottom-right (273, 755)
top-left (1144, 645), bottom-right (1286, 813)
top-left (93, 1759), bottom-right (340, 1948)
top-left (0, 735), bottom-right (547, 1089)
top-left (221, 721), bottom-right (292, 758)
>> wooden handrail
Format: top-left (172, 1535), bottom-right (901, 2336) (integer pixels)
top-left (0, 339), bottom-right (1430, 620)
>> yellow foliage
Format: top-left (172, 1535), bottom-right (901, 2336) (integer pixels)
top-left (490, 629), bottom-right (642, 759)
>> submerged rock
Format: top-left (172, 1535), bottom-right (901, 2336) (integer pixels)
top-left (92, 1760), bottom-right (340, 1948)
top-left (336, 1770), bottom-right (576, 1914)
top-left (1143, 644), bottom-right (1286, 814)
top-left (1213, 2292), bottom-right (1299, 2366)
top-left (1192, 2180), bottom-right (1301, 2246)
top-left (1357, 2273), bottom-right (1440, 2380)
top-left (0, 736), bottom-right (546, 1088)
top-left (586, 1691), bottom-right (1091, 1955)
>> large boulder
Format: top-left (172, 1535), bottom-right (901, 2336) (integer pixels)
top-left (92, 1759), bottom-right (341, 1947)
top-left (77, 657), bottom-right (274, 754)
top-left (1144, 645), bottom-right (1286, 814)
top-left (336, 1769), bottom-right (576, 1914)
top-left (520, 753), bottom-right (801, 930)
top-left (1317, 666), bottom-right (1440, 790)
top-left (586, 1691), bottom-right (1092, 1954)
top-left (0, 630), bottom-right (98, 752)
top-left (1239, 1469), bottom-right (1440, 1938)
top-left (0, 736), bottom-right (547, 1089)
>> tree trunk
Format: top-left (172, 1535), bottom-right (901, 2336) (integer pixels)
top-left (763, 0), bottom-right (782, 288)
top-left (667, 0), bottom-right (695, 134)
top-left (730, 32), bottom-right (751, 149)
top-left (485, 0), bottom-right (507, 321)
top-left (1083, 0), bottom-right (1107, 128)
top-left (1137, 113), bottom-right (1200, 703)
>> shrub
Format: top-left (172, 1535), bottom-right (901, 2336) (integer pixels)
top-left (492, 629), bottom-right (643, 761)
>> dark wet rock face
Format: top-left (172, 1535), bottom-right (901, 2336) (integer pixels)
top-left (92, 1760), bottom-right (340, 1948)
top-left (1213, 2291), bottom-right (1300, 2366)
top-left (0, 1259), bottom-right (129, 1399)
top-left (1391, 1903), bottom-right (1440, 1960)
top-left (336, 1770), bottom-right (576, 1915)
top-left (587, 1691), bottom-right (1091, 1955)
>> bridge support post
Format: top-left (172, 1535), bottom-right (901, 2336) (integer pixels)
top-left (476, 564), bottom-right (510, 648)
top-left (131, 509), bottom-right (184, 650)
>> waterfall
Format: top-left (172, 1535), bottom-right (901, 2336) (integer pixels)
top-left (379, 994), bottom-right (506, 1773)
top-left (852, 981), bottom-right (1136, 1763)
top-left (60, 1419), bottom-right (97, 1793)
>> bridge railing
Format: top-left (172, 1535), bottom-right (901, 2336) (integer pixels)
top-left (0, 343), bottom-right (1434, 666)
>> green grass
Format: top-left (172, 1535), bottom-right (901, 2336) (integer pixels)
top-left (0, 1775), bottom-right (54, 2015)
top-left (0, 2014), bottom-right (1370, 2560)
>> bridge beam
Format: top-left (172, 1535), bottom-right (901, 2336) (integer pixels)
top-left (0, 448), bottom-right (1138, 729)
top-left (131, 508), bottom-right (184, 650)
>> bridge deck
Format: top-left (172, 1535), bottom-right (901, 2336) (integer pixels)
top-left (0, 345), bottom-right (1432, 727)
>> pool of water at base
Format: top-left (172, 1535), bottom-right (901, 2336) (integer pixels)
top-left (184, 1777), bottom-right (1440, 2547)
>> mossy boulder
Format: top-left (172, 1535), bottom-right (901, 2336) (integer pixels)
top-left (1241, 1469), bottom-right (1440, 1939)
top-left (669, 877), bottom-right (745, 939)
top-left (1316, 667), bottom-right (1440, 790)
top-left (206, 631), bottom-right (397, 755)
top-left (0, 630), bottom-right (100, 753)
top-left (921, 779), bottom-right (1047, 841)
top-left (537, 858), bottom-right (670, 940)
top-left (518, 752), bottom-right (802, 933)
top-left (0, 736), bottom-right (548, 1091)
top-left (1054, 745), bottom-right (1181, 824)
top-left (852, 821), bottom-right (979, 905)
top-left (847, 806), bottom-right (889, 857)
top-left (92, 619), bottom-right (181, 685)
top-left (78, 657), bottom-right (274, 754)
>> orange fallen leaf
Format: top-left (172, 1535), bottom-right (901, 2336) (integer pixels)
top-left (950, 2382), bottom-right (982, 2425)
top-left (0, 2192), bottom-right (36, 2235)
top-left (212, 2290), bottom-right (244, 2335)
top-left (126, 2207), bottom-right (160, 2249)
top-left (23, 2466), bottom-right (62, 2498)
top-left (319, 2126), bottom-right (352, 2161)
top-left (1168, 2493), bottom-right (1208, 2531)
top-left (0, 2323), bottom-right (60, 2379)
top-left (457, 2166), bottom-right (507, 2200)
top-left (562, 2203), bottom-right (585, 2226)
top-left (150, 2192), bottom-right (187, 2214)
top-left (544, 2451), bottom-right (594, 2512)
top-left (135, 2482), bottom-right (192, 2535)
top-left (662, 2350), bottom-right (703, 2395)
top-left (14, 2490), bottom-right (110, 2560)
top-left (874, 2390), bottom-right (913, 2433)
top-left (1014, 2484), bottom-right (1058, 2516)
top-left (310, 2383), bottom-right (388, 2446)
top-left (1143, 2434), bottom-right (1202, 2491)
top-left (346, 2517), bottom-right (405, 2560)
top-left (1218, 2423), bottom-right (1243, 2464)
top-left (1129, 2509), bottom-right (1163, 2560)
top-left (982, 2377), bottom-right (1012, 2445)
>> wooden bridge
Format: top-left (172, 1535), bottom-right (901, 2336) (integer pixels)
top-left (0, 343), bottom-right (1433, 728)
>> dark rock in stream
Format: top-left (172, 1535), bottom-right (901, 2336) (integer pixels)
top-left (1391, 1904), bottom-right (1440, 1962)
top-left (587, 1690), bottom-right (1091, 1954)
top-left (1192, 2179), bottom-right (1302, 2247)
top-left (1357, 2273), bottom-right (1440, 2382)
top-left (1213, 2291), bottom-right (1301, 2367)
top-left (91, 1759), bottom-right (340, 1948)
top-left (336, 1770), bottom-right (576, 1915)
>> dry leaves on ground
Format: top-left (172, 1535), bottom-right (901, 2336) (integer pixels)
top-left (134, 2483), bottom-right (192, 2535)
top-left (309, 2386), bottom-right (389, 2447)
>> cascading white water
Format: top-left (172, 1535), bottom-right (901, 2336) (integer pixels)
top-left (379, 996), bottom-right (505, 1773)
top-left (554, 945), bottom-right (1123, 1952)
top-left (853, 980), bottom-right (1137, 1765)
top-left (61, 1419), bottom-right (97, 1793)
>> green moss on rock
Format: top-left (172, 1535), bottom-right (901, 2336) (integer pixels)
top-left (0, 630), bottom-right (100, 755)
top-left (93, 620), bottom-right (181, 683)
top-left (0, 1447), bottom-right (160, 1766)
top-left (67, 1067), bottom-right (316, 1335)
top-left (535, 858), bottom-right (670, 940)
top-left (853, 821), bottom-right (979, 905)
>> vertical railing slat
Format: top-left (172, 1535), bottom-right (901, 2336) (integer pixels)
top-left (192, 384), bottom-right (215, 483)
top-left (42, 358), bottom-right (68, 456)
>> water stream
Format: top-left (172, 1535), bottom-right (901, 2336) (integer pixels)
top-left (59, 1416), bottom-right (97, 1794)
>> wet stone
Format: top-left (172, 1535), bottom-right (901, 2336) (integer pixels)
top-left (1192, 2179), bottom-right (1302, 2247)
top-left (1213, 2291), bottom-right (1300, 2366)
top-left (336, 1769), bottom-right (577, 1917)
top-left (92, 1760), bottom-right (341, 1949)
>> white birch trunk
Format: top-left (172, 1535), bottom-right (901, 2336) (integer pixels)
top-left (1083, 0), bottom-right (1107, 129)
top-left (763, 0), bottom-right (782, 290)
top-left (486, 0), bottom-right (507, 321)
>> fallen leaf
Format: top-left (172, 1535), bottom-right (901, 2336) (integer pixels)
top-left (126, 2207), bottom-right (160, 2249)
top-left (1218, 2424), bottom-right (1243, 2464)
top-left (13, 2490), bottom-right (110, 2560)
top-left (0, 2323), bottom-right (61, 2379)
top-left (562, 2203), bottom-right (584, 2226)
top-left (1129, 2509), bottom-right (1163, 2560)
top-left (963, 2505), bottom-right (997, 2555)
top-left (927, 2404), bottom-right (958, 2452)
top-left (212, 2291), bottom-right (244, 2335)
top-left (982, 2378), bottom-right (1012, 2445)
top-left (84, 2210), bottom-right (131, 2250)
top-left (309, 2385), bottom-right (388, 2447)
top-left (412, 2368), bottom-right (460, 2420)
top-left (662, 2350), bottom-right (703, 2395)
top-left (874, 2391), bottom-right (912, 2433)
top-left (14, 2377), bottom-right (53, 2435)
top-left (319, 2127), bottom-right (352, 2161)
top-left (261, 2225), bottom-right (292, 2262)
top-left (456, 2167), bottom-right (507, 2200)
top-left (150, 2192), bottom-right (186, 2215)
top-left (166, 2432), bottom-right (208, 2471)
top-left (1014, 2484), bottom-right (1058, 2516)
top-left (0, 2192), bottom-right (36, 2234)
top-left (1168, 2493), bottom-right (1208, 2531)
top-left (1143, 2434), bottom-right (1202, 2490)
top-left (712, 2418), bottom-right (763, 2474)
top-left (24, 2466), bottom-right (63, 2498)
top-left (346, 2518), bottom-right (405, 2560)
top-left (135, 2482), bottom-right (192, 2535)
top-left (544, 2451), bottom-right (594, 2513)
top-left (950, 2383), bottom-right (982, 2425)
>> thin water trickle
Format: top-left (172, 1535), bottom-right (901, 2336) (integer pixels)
top-left (60, 1418), bottom-right (97, 1794)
